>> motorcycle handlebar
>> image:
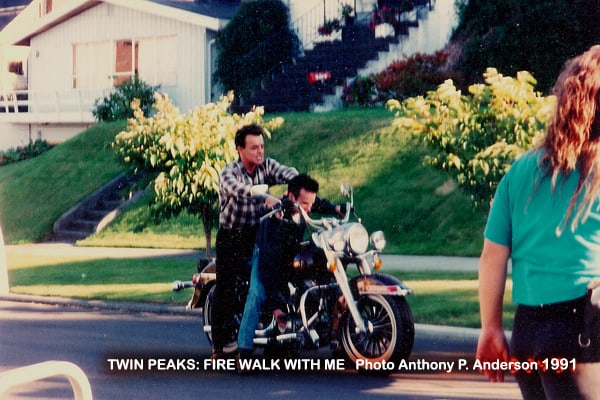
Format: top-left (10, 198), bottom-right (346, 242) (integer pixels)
top-left (253, 185), bottom-right (352, 229)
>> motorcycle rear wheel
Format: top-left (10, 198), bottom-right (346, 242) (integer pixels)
top-left (340, 294), bottom-right (414, 375)
top-left (203, 284), bottom-right (239, 354)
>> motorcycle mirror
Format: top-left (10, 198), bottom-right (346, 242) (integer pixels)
top-left (250, 184), bottom-right (269, 198)
top-left (340, 183), bottom-right (351, 197)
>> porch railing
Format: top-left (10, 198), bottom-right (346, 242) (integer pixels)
top-left (0, 88), bottom-right (109, 124)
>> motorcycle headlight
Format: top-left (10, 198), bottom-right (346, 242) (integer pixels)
top-left (345, 223), bottom-right (369, 255)
top-left (328, 229), bottom-right (346, 252)
top-left (370, 230), bottom-right (386, 250)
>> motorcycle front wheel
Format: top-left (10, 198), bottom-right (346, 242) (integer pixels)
top-left (340, 294), bottom-right (414, 375)
top-left (203, 284), bottom-right (239, 354)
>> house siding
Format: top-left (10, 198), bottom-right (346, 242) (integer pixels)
top-left (28, 2), bottom-right (211, 113)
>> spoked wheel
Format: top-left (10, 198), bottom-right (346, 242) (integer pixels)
top-left (340, 294), bottom-right (414, 375)
top-left (203, 284), bottom-right (239, 354)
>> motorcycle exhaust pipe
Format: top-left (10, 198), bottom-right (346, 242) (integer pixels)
top-left (172, 280), bottom-right (193, 291)
top-left (275, 333), bottom-right (299, 344)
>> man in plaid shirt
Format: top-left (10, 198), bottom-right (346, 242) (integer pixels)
top-left (211, 123), bottom-right (298, 359)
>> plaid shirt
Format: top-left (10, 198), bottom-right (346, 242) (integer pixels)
top-left (218, 158), bottom-right (298, 229)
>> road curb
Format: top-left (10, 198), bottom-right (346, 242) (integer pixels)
top-left (0, 292), bottom-right (494, 343)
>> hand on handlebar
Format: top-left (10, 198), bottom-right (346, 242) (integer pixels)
top-left (264, 196), bottom-right (280, 209)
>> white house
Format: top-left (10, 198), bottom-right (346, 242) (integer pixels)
top-left (0, 0), bottom-right (240, 148)
top-left (0, 0), bottom-right (364, 149)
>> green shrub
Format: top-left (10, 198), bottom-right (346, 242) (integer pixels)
top-left (0, 139), bottom-right (55, 166)
top-left (341, 75), bottom-right (377, 107)
top-left (92, 77), bottom-right (158, 122)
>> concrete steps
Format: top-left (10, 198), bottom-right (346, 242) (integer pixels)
top-left (51, 174), bottom-right (139, 242)
top-left (241, 24), bottom-right (397, 113)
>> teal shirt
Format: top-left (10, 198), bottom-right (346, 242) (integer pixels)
top-left (484, 149), bottom-right (600, 306)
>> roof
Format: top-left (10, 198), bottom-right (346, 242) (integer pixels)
top-left (149, 0), bottom-right (240, 20)
top-left (1, 0), bottom-right (240, 46)
top-left (0, 0), bottom-right (31, 31)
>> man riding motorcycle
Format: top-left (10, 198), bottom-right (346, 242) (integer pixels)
top-left (236, 174), bottom-right (343, 370)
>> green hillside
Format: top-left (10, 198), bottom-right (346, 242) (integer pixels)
top-left (0, 109), bottom-right (486, 255)
top-left (0, 121), bottom-right (127, 243)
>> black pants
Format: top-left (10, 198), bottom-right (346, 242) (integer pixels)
top-left (511, 296), bottom-right (586, 399)
top-left (210, 226), bottom-right (257, 352)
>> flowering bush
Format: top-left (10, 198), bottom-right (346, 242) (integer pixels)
top-left (375, 51), bottom-right (457, 100)
top-left (113, 91), bottom-right (283, 256)
top-left (342, 51), bottom-right (456, 107)
top-left (387, 69), bottom-right (555, 211)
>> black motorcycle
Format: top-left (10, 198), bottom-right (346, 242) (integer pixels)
top-left (173, 184), bottom-right (414, 373)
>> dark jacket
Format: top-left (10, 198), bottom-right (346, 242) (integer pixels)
top-left (255, 197), bottom-right (337, 311)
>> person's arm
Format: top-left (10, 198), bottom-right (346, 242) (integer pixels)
top-left (264, 158), bottom-right (298, 185)
top-left (311, 197), bottom-right (345, 216)
top-left (476, 238), bottom-right (511, 383)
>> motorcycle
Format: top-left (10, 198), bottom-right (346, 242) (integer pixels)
top-left (172, 184), bottom-right (414, 374)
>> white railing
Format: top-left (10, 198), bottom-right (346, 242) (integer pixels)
top-left (292, 0), bottom-right (354, 50)
top-left (0, 88), bottom-right (108, 124)
top-left (0, 361), bottom-right (93, 400)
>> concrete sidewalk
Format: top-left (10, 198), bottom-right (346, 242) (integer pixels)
top-left (5, 242), bottom-right (481, 271)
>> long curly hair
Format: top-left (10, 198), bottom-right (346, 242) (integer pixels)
top-left (541, 45), bottom-right (600, 233)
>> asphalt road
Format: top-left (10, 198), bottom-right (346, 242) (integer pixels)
top-left (0, 299), bottom-right (521, 400)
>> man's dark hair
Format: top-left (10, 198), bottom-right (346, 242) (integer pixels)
top-left (288, 174), bottom-right (319, 198)
top-left (235, 123), bottom-right (264, 148)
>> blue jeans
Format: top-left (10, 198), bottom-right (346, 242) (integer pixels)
top-left (237, 246), bottom-right (266, 351)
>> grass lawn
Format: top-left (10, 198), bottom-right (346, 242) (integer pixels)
top-left (5, 249), bottom-right (515, 329)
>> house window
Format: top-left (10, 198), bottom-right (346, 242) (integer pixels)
top-left (8, 62), bottom-right (23, 75)
top-left (39, 0), bottom-right (53, 16)
top-left (73, 41), bottom-right (112, 89)
top-left (137, 36), bottom-right (177, 87)
top-left (114, 39), bottom-right (136, 86)
top-left (72, 36), bottom-right (177, 89)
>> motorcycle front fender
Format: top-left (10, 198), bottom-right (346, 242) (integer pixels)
top-left (351, 274), bottom-right (413, 297)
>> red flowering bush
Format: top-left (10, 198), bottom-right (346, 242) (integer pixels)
top-left (375, 51), bottom-right (456, 99)
top-left (341, 51), bottom-right (459, 107)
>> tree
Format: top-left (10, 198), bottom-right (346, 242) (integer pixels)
top-left (112, 92), bottom-right (284, 257)
top-left (387, 68), bottom-right (555, 211)
top-left (213, 0), bottom-right (300, 103)
top-left (452, 0), bottom-right (595, 94)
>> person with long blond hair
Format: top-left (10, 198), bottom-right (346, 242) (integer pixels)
top-left (476, 45), bottom-right (600, 399)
